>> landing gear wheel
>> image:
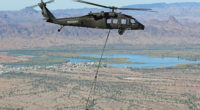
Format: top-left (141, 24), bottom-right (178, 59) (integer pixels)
top-left (118, 29), bottom-right (125, 35)
top-left (58, 26), bottom-right (64, 32)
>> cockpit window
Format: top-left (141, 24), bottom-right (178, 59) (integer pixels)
top-left (121, 19), bottom-right (126, 24)
top-left (131, 19), bottom-right (136, 24)
top-left (107, 19), bottom-right (111, 24)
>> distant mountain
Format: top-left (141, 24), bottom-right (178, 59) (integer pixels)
top-left (167, 16), bottom-right (180, 25)
top-left (20, 7), bottom-right (38, 13)
top-left (122, 2), bottom-right (200, 22)
top-left (0, 15), bottom-right (200, 50)
top-left (123, 2), bottom-right (200, 8)
top-left (1, 2), bottom-right (200, 22)
top-left (1, 2), bottom-right (200, 49)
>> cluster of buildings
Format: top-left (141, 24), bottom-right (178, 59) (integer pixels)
top-left (44, 62), bottom-right (109, 73)
top-left (0, 64), bottom-right (3, 74)
top-left (0, 64), bottom-right (14, 74)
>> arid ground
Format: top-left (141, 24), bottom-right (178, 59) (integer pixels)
top-left (0, 49), bottom-right (199, 110)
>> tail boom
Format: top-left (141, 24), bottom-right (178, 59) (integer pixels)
top-left (38, 2), bottom-right (56, 23)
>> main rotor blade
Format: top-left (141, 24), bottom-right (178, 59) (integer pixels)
top-left (30, 4), bottom-right (39, 8)
top-left (74, 0), bottom-right (110, 9)
top-left (117, 8), bottom-right (153, 11)
top-left (74, 0), bottom-right (154, 12)
top-left (45, 0), bottom-right (55, 4)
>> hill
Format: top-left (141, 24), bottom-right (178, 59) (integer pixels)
top-left (1, 2), bottom-right (200, 49)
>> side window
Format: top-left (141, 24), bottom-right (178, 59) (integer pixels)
top-left (121, 19), bottom-right (126, 24)
top-left (113, 19), bottom-right (118, 24)
top-left (131, 19), bottom-right (136, 24)
top-left (107, 19), bottom-right (111, 24)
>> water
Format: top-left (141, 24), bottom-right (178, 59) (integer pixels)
top-left (13, 54), bottom-right (39, 58)
top-left (0, 51), bottom-right (39, 58)
top-left (2, 51), bottom-right (199, 68)
top-left (0, 52), bottom-right (8, 54)
top-left (66, 58), bottom-right (93, 63)
top-left (82, 53), bottom-right (200, 68)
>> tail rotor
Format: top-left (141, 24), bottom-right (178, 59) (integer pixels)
top-left (29, 0), bottom-right (56, 22)
top-left (30, 0), bottom-right (55, 8)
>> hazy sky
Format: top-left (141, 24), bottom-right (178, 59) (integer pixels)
top-left (0, 0), bottom-right (200, 11)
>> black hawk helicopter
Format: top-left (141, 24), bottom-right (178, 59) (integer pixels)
top-left (31, 0), bottom-right (153, 35)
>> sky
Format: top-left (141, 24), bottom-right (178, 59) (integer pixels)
top-left (0, 0), bottom-right (200, 11)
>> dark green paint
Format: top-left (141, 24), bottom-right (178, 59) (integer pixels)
top-left (37, 1), bottom-right (146, 35)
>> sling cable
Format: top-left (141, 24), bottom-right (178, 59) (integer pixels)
top-left (85, 30), bottom-right (111, 110)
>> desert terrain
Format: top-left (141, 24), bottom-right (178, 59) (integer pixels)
top-left (0, 63), bottom-right (200, 110)
top-left (0, 49), bottom-right (199, 110)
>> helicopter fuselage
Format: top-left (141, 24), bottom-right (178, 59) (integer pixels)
top-left (38, 1), bottom-right (146, 35)
top-left (53, 12), bottom-right (144, 31)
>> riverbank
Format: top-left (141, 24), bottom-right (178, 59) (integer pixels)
top-left (1, 48), bottom-right (200, 68)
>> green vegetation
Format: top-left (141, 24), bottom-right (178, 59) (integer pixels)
top-left (6, 56), bottom-right (69, 66)
top-left (2, 45), bottom-right (200, 66)
top-left (2, 49), bottom-right (147, 66)
top-left (180, 93), bottom-right (200, 110)
top-left (171, 63), bottom-right (200, 69)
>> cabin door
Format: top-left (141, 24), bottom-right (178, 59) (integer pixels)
top-left (106, 18), bottom-right (119, 29)
top-left (119, 18), bottom-right (130, 29)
